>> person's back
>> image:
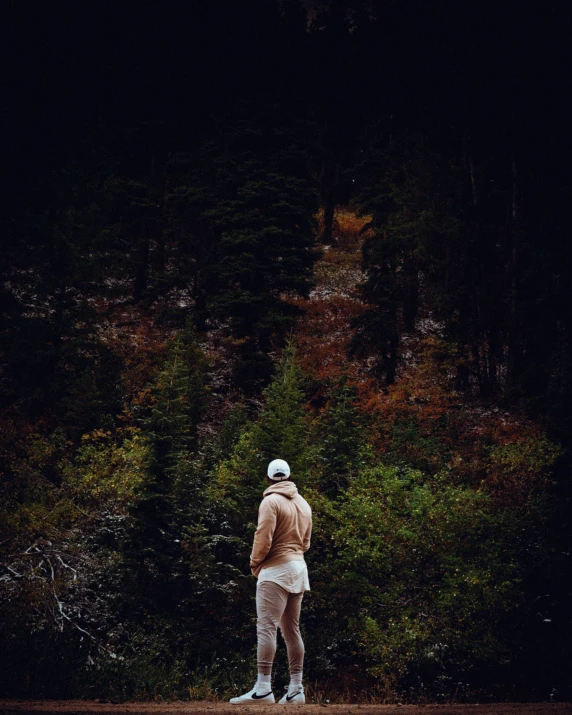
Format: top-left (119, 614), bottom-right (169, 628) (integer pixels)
top-left (250, 480), bottom-right (312, 576)
top-left (230, 459), bottom-right (312, 706)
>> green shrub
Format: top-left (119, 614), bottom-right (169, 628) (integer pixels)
top-left (306, 464), bottom-right (545, 698)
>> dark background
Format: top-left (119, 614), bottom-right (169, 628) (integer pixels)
top-left (2, 0), bottom-right (572, 703)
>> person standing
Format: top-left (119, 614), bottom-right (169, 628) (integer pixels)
top-left (230, 459), bottom-right (312, 705)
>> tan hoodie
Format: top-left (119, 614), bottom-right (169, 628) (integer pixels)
top-left (250, 480), bottom-right (312, 577)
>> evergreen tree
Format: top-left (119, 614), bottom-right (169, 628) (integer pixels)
top-left (353, 131), bottom-right (517, 396)
top-left (168, 120), bottom-right (320, 390)
top-left (353, 134), bottom-right (461, 383)
top-left (317, 375), bottom-right (366, 497)
top-left (211, 342), bottom-right (312, 521)
top-left (307, 0), bottom-right (361, 245)
top-left (120, 317), bottom-right (210, 616)
top-left (0, 162), bottom-right (113, 421)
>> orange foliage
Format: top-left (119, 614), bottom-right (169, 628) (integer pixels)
top-left (291, 294), bottom-right (365, 384)
top-left (292, 207), bottom-right (559, 506)
top-left (361, 335), bottom-right (558, 503)
top-left (91, 299), bottom-right (172, 424)
top-left (315, 207), bottom-right (374, 249)
top-left (286, 209), bottom-right (374, 396)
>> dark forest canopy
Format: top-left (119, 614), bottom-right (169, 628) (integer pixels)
top-left (1, 0), bottom-right (572, 704)
top-left (3, 0), bottom-right (571, 423)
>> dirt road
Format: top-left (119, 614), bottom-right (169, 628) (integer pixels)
top-left (1, 701), bottom-right (571, 715)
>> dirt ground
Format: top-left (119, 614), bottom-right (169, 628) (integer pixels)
top-left (1, 701), bottom-right (571, 715)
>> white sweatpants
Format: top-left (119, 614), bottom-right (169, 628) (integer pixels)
top-left (256, 580), bottom-right (304, 677)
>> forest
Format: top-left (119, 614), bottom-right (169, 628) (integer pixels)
top-left (1, 0), bottom-right (571, 704)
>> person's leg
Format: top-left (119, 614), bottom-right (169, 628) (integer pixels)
top-left (229, 581), bottom-right (289, 704)
top-left (279, 592), bottom-right (305, 683)
top-left (256, 581), bottom-right (289, 682)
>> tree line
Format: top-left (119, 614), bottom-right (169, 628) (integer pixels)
top-left (1, 0), bottom-right (571, 703)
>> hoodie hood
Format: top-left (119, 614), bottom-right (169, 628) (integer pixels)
top-left (263, 480), bottom-right (298, 500)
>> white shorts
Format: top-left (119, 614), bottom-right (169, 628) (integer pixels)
top-left (257, 560), bottom-right (310, 593)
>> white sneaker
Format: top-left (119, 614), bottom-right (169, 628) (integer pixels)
top-left (278, 685), bottom-right (305, 705)
top-left (230, 685), bottom-right (275, 705)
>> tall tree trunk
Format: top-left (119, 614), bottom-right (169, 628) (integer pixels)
top-left (133, 235), bottom-right (150, 303)
top-left (402, 253), bottom-right (419, 332)
top-left (321, 161), bottom-right (339, 244)
top-left (463, 128), bottom-right (479, 207)
top-left (155, 232), bottom-right (166, 275)
top-left (506, 148), bottom-right (522, 397)
top-left (386, 325), bottom-right (399, 385)
top-left (322, 189), bottom-right (336, 245)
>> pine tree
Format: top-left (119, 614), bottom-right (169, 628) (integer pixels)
top-left (317, 375), bottom-right (365, 496)
top-left (0, 160), bottom-right (112, 422)
top-left (353, 132), bottom-right (483, 388)
top-left (168, 119), bottom-right (320, 391)
top-left (352, 135), bottom-right (443, 382)
top-left (120, 316), bottom-right (210, 616)
top-left (211, 342), bottom-right (312, 521)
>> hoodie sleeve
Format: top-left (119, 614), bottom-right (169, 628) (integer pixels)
top-left (303, 515), bottom-right (312, 552)
top-left (250, 497), bottom-right (277, 574)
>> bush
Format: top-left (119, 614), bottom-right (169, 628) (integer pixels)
top-left (306, 464), bottom-right (548, 699)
